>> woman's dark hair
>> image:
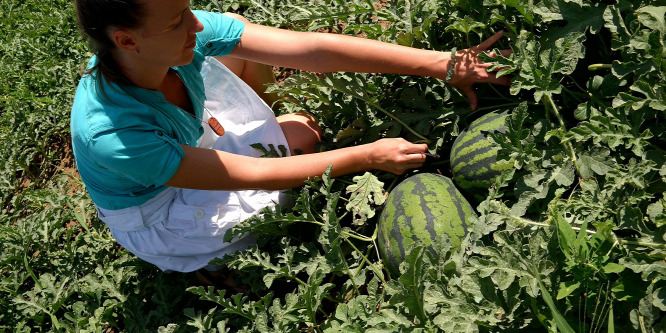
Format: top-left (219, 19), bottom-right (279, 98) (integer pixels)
top-left (76, 0), bottom-right (146, 87)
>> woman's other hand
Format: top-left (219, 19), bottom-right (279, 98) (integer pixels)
top-left (447, 31), bottom-right (513, 110)
top-left (367, 138), bottom-right (428, 175)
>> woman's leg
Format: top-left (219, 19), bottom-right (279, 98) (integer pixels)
top-left (277, 112), bottom-right (323, 155)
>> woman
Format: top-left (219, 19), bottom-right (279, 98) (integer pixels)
top-left (71, 0), bottom-right (510, 287)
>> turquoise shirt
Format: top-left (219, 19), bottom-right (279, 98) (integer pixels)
top-left (71, 11), bottom-right (245, 210)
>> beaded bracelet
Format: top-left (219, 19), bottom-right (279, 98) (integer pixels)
top-left (444, 47), bottom-right (457, 84)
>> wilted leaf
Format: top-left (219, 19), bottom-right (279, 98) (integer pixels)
top-left (345, 172), bottom-right (385, 225)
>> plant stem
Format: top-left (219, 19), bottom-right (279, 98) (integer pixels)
top-left (588, 64), bottom-right (612, 71)
top-left (342, 229), bottom-right (375, 242)
top-left (561, 85), bottom-right (585, 103)
top-left (621, 240), bottom-right (666, 249)
top-left (23, 253), bottom-right (43, 289)
top-left (510, 214), bottom-right (666, 249)
top-left (344, 236), bottom-right (387, 285)
top-left (292, 275), bottom-right (308, 287)
top-left (543, 94), bottom-right (581, 176)
top-left (341, 252), bottom-right (362, 298)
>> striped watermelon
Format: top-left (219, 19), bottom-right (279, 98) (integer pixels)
top-left (450, 111), bottom-right (514, 201)
top-left (377, 173), bottom-right (477, 275)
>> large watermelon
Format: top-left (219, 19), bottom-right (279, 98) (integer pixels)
top-left (377, 173), bottom-right (477, 275)
top-left (450, 111), bottom-right (514, 201)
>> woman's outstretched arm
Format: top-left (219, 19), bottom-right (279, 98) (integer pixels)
top-left (164, 138), bottom-right (427, 191)
top-left (227, 20), bottom-right (511, 110)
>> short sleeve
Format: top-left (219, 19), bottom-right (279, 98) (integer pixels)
top-left (89, 127), bottom-right (185, 187)
top-left (194, 11), bottom-right (246, 57)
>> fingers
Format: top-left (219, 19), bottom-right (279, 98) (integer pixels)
top-left (447, 31), bottom-right (512, 110)
top-left (460, 86), bottom-right (478, 111)
top-left (404, 143), bottom-right (428, 154)
top-left (390, 142), bottom-right (427, 173)
top-left (477, 66), bottom-right (513, 84)
top-left (477, 30), bottom-right (504, 51)
top-left (498, 49), bottom-right (513, 57)
top-left (485, 49), bottom-right (513, 58)
top-left (403, 143), bottom-right (428, 161)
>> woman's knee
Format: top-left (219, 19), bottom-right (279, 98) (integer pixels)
top-left (277, 113), bottom-right (323, 155)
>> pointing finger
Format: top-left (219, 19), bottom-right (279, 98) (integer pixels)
top-left (485, 49), bottom-right (513, 58)
top-left (461, 86), bottom-right (478, 110)
top-left (477, 30), bottom-right (504, 51)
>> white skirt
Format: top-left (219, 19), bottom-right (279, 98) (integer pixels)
top-left (96, 57), bottom-right (291, 273)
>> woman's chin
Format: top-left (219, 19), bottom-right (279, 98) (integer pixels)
top-left (173, 51), bottom-right (196, 67)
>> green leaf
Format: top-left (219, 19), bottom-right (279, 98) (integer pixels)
top-left (555, 212), bottom-right (576, 259)
top-left (578, 148), bottom-right (614, 178)
top-left (603, 263), bottom-right (626, 274)
top-left (636, 6), bottom-right (666, 34)
top-left (556, 280), bottom-right (580, 300)
top-left (612, 276), bottom-right (647, 302)
top-left (647, 199), bottom-right (666, 227)
top-left (365, 308), bottom-right (413, 328)
top-left (345, 172), bottom-right (386, 225)
top-left (445, 16), bottom-right (486, 34)
top-left (387, 244), bottom-right (428, 323)
top-left (250, 143), bottom-right (289, 158)
top-left (622, 252), bottom-right (666, 282)
top-left (541, 1), bottom-right (605, 43)
top-left (652, 287), bottom-right (666, 311)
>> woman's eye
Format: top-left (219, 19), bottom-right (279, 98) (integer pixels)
top-left (165, 17), bottom-right (183, 31)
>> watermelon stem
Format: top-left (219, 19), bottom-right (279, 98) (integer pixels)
top-left (543, 94), bottom-right (581, 177)
top-left (344, 235), bottom-right (387, 285)
top-left (508, 214), bottom-right (666, 249)
top-left (341, 251), bottom-right (363, 298)
top-left (620, 240), bottom-right (666, 249)
top-left (587, 64), bottom-right (612, 71)
top-left (343, 228), bottom-right (375, 242)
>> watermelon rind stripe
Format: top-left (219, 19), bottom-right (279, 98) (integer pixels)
top-left (386, 182), bottom-right (410, 270)
top-left (452, 112), bottom-right (506, 144)
top-left (419, 177), bottom-right (440, 248)
top-left (450, 132), bottom-right (487, 159)
top-left (454, 154), bottom-right (513, 180)
top-left (441, 176), bottom-right (469, 247)
top-left (469, 111), bottom-right (507, 128)
top-left (450, 112), bottom-right (507, 158)
top-left (451, 145), bottom-right (496, 173)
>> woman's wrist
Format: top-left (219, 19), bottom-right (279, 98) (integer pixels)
top-left (353, 142), bottom-right (377, 171)
top-left (444, 48), bottom-right (457, 84)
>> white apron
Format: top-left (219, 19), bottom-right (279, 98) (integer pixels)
top-left (95, 57), bottom-right (291, 272)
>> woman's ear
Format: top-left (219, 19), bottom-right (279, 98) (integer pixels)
top-left (111, 28), bottom-right (139, 53)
